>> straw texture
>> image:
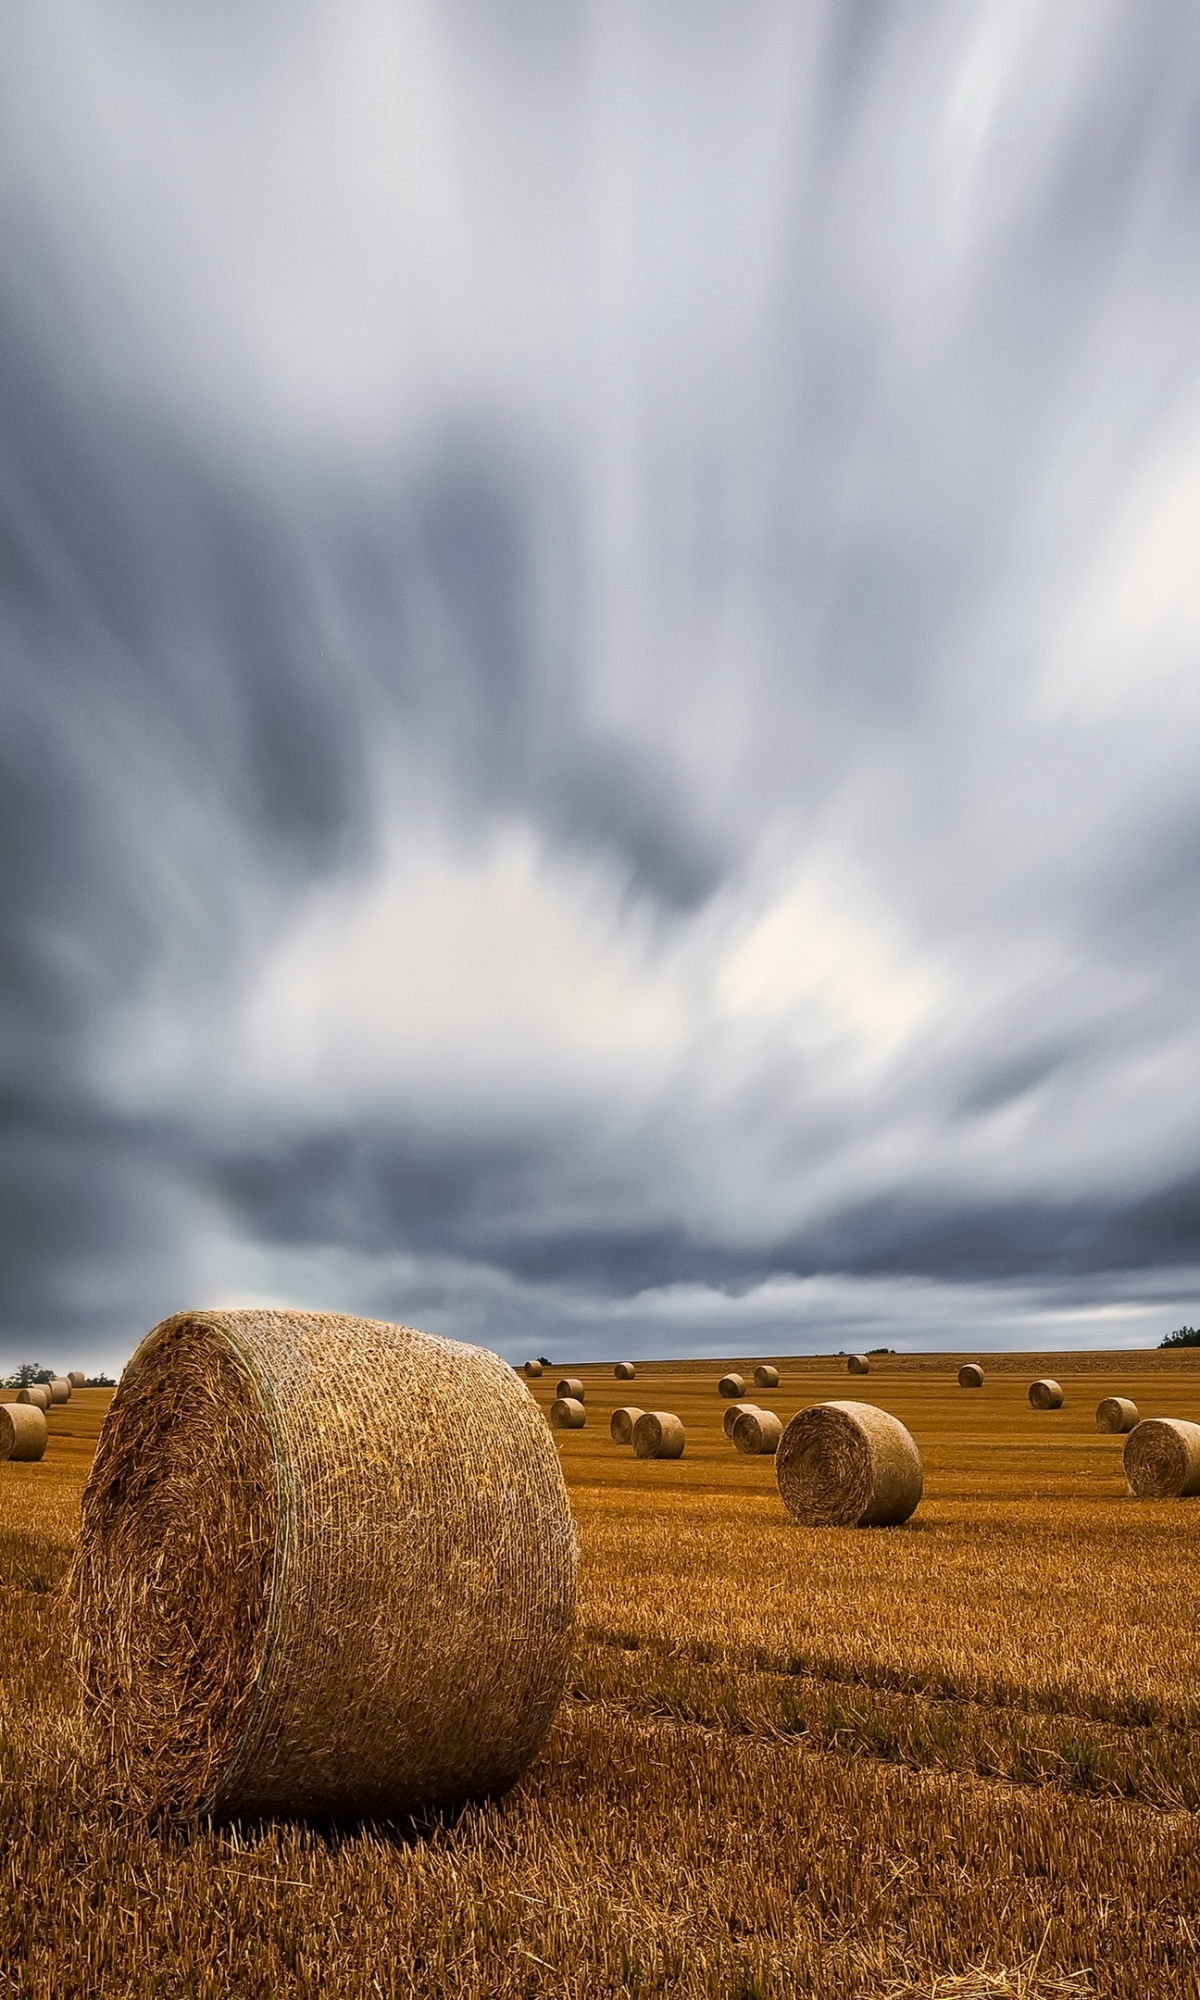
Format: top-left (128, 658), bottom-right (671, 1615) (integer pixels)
top-left (632, 1412), bottom-right (685, 1460)
top-left (550, 1398), bottom-right (585, 1429)
top-left (722, 1402), bottom-right (758, 1440)
top-left (47, 1378), bottom-right (70, 1404)
top-left (847, 1355), bottom-right (870, 1376)
top-left (614, 1362), bottom-right (636, 1381)
top-left (958, 1364), bottom-right (984, 1388)
top-left (0, 1403), bottom-right (48, 1462)
top-left (718, 1374), bottom-right (745, 1399)
top-left (753, 1364), bottom-right (779, 1389)
top-left (1096, 1396), bottom-right (1139, 1435)
top-left (556, 1378), bottom-right (584, 1402)
top-left (731, 1407), bottom-right (782, 1456)
top-left (69, 1309), bottom-right (577, 1825)
top-left (1028, 1379), bottom-right (1063, 1410)
top-left (609, 1406), bottom-right (644, 1445)
top-left (776, 1401), bottom-right (922, 1527)
top-left (523, 1361), bottom-right (542, 1378)
top-left (16, 1385), bottom-right (51, 1411)
top-left (68, 1371), bottom-right (86, 1389)
top-left (1124, 1417), bottom-right (1200, 1499)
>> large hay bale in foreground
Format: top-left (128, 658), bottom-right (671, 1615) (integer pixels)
top-left (17, 1385), bottom-right (51, 1411)
top-left (722, 1401), bottom-right (758, 1440)
top-left (846, 1355), bottom-right (870, 1376)
top-left (1096, 1396), bottom-right (1138, 1435)
top-left (718, 1373), bottom-right (745, 1399)
top-left (632, 1411), bottom-right (685, 1460)
top-left (614, 1362), bottom-right (636, 1381)
top-left (550, 1397), bottom-right (585, 1429)
top-left (776, 1401), bottom-right (922, 1527)
top-left (1124, 1417), bottom-right (1200, 1499)
top-left (69, 1309), bottom-right (576, 1824)
top-left (523, 1360), bottom-right (542, 1378)
top-left (609, 1406), bottom-right (644, 1445)
top-left (556, 1377), bottom-right (584, 1402)
top-left (753, 1364), bottom-right (779, 1389)
top-left (68, 1371), bottom-right (86, 1389)
top-left (1028, 1379), bottom-right (1063, 1410)
top-left (0, 1403), bottom-right (48, 1462)
top-left (47, 1378), bottom-right (70, 1404)
top-left (731, 1407), bottom-right (782, 1456)
top-left (958, 1363), bottom-right (984, 1388)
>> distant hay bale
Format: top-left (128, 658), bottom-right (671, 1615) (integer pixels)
top-left (847, 1355), bottom-right (870, 1375)
top-left (47, 1378), bottom-right (70, 1404)
top-left (1028, 1379), bottom-right (1063, 1410)
top-left (632, 1411), bottom-right (685, 1460)
top-left (17, 1385), bottom-right (51, 1412)
top-left (0, 1403), bottom-right (48, 1462)
top-left (776, 1401), bottom-right (922, 1528)
top-left (550, 1398), bottom-right (586, 1429)
top-left (718, 1373), bottom-right (745, 1399)
top-left (556, 1378), bottom-right (584, 1402)
top-left (523, 1361), bottom-right (543, 1378)
top-left (723, 1401), bottom-right (758, 1440)
top-left (1096, 1396), bottom-right (1138, 1435)
top-left (753, 1364), bottom-right (779, 1389)
top-left (69, 1308), bottom-right (576, 1824)
top-left (614, 1362), bottom-right (636, 1381)
top-left (731, 1407), bottom-right (782, 1456)
top-left (958, 1364), bottom-right (984, 1388)
top-left (68, 1371), bottom-right (86, 1389)
top-left (1124, 1417), bottom-right (1200, 1499)
top-left (609, 1406), bottom-right (644, 1445)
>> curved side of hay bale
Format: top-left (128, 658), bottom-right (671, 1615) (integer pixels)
top-left (17, 1385), bottom-right (51, 1411)
top-left (753, 1364), bottom-right (779, 1389)
top-left (1096, 1396), bottom-right (1139, 1435)
top-left (523, 1361), bottom-right (543, 1378)
top-left (609, 1406), bottom-right (644, 1445)
top-left (958, 1363), bottom-right (984, 1388)
top-left (550, 1397), bottom-right (586, 1430)
top-left (69, 1309), bottom-right (577, 1825)
top-left (722, 1401), bottom-right (759, 1440)
top-left (1028, 1379), bottom-right (1063, 1410)
top-left (47, 1378), bottom-right (71, 1404)
top-left (1124, 1417), bottom-right (1200, 1498)
top-left (632, 1411), bottom-right (685, 1460)
top-left (718, 1373), bottom-right (745, 1399)
top-left (68, 1370), bottom-right (86, 1389)
top-left (614, 1362), bottom-right (636, 1381)
top-left (846, 1355), bottom-right (870, 1375)
top-left (776, 1401), bottom-right (922, 1528)
top-left (556, 1377), bottom-right (584, 1402)
top-left (731, 1407), bottom-right (782, 1456)
top-left (0, 1403), bottom-right (48, 1462)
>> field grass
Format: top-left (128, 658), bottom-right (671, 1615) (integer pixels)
top-left (3, 1357), bottom-right (1200, 1997)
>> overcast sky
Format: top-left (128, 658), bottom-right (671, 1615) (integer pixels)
top-left (3, 1), bottom-right (1200, 1373)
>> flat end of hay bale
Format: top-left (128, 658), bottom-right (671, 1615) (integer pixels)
top-left (555, 1377), bottom-right (584, 1402)
top-left (523, 1360), bottom-right (543, 1378)
top-left (1124, 1416), bottom-right (1200, 1498)
top-left (957, 1364), bottom-right (984, 1388)
top-left (776, 1400), bottom-right (922, 1527)
top-left (632, 1411), bottom-right (685, 1459)
top-left (1028, 1378), bottom-right (1063, 1410)
top-left (609, 1405), bottom-right (644, 1445)
top-left (846, 1355), bottom-right (870, 1375)
top-left (718, 1374), bottom-right (745, 1398)
top-left (0, 1403), bottom-right (48, 1461)
top-left (550, 1397), bottom-right (586, 1429)
top-left (1096, 1396), bottom-right (1138, 1434)
top-left (731, 1407), bottom-right (782, 1455)
top-left (614, 1362), bottom-right (636, 1380)
top-left (753, 1364), bottom-right (779, 1389)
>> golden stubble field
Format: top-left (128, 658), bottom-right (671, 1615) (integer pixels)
top-left (3, 1353), bottom-right (1200, 1999)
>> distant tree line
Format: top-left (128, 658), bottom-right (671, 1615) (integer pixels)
top-left (1, 1362), bottom-right (115, 1386)
top-left (1159, 1326), bottom-right (1200, 1348)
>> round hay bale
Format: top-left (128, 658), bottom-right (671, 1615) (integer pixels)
top-left (47, 1378), bottom-right (70, 1404)
top-left (753, 1364), bottom-right (779, 1390)
top-left (776, 1401), bottom-right (922, 1527)
top-left (1124, 1417), bottom-right (1200, 1499)
top-left (609, 1406), bottom-right (644, 1445)
top-left (846, 1355), bottom-right (870, 1375)
top-left (0, 1403), bottom-right (48, 1462)
top-left (556, 1377), bottom-right (584, 1402)
top-left (614, 1362), bottom-right (636, 1381)
top-left (68, 1309), bottom-right (576, 1824)
top-left (632, 1411), bottom-right (685, 1460)
top-left (523, 1360), bottom-right (543, 1378)
top-left (1028, 1379), bottom-right (1063, 1410)
top-left (550, 1397), bottom-right (585, 1430)
top-left (68, 1370), bottom-right (86, 1389)
top-left (17, 1385), bottom-right (51, 1412)
top-left (722, 1401), bottom-right (759, 1440)
top-left (1096, 1396), bottom-right (1139, 1435)
top-left (958, 1363), bottom-right (984, 1389)
top-left (731, 1407), bottom-right (782, 1456)
top-left (718, 1373), bottom-right (745, 1399)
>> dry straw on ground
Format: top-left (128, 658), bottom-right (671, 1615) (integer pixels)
top-left (1123, 1416), bottom-right (1200, 1498)
top-left (958, 1364), bottom-right (984, 1388)
top-left (17, 1384), bottom-right (51, 1411)
top-left (557, 1377), bottom-right (584, 1401)
top-left (48, 1378), bottom-right (70, 1403)
top-left (68, 1370), bottom-right (86, 1388)
top-left (776, 1400), bottom-right (922, 1527)
top-left (1095, 1396), bottom-right (1138, 1434)
top-left (717, 1374), bottom-right (745, 1399)
top-left (731, 1407), bottom-right (781, 1456)
top-left (753, 1364), bottom-right (779, 1389)
top-left (632, 1412), bottom-right (685, 1460)
top-left (551, 1398), bottom-right (586, 1429)
top-left (523, 1361), bottom-right (542, 1378)
top-left (1029, 1379), bottom-right (1063, 1410)
top-left (69, 1308), bottom-right (577, 1824)
top-left (0, 1403), bottom-right (47, 1461)
top-left (614, 1362), bottom-right (636, 1380)
top-left (609, 1406), bottom-right (644, 1445)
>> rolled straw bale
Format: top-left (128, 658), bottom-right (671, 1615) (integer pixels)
top-left (69, 1309), bottom-right (576, 1824)
top-left (609, 1406), bottom-right (644, 1445)
top-left (723, 1401), bottom-right (759, 1440)
top-left (847, 1355), bottom-right (870, 1375)
top-left (718, 1373), bottom-right (745, 1399)
top-left (1124, 1417), bottom-right (1200, 1499)
top-left (556, 1377), bottom-right (584, 1402)
top-left (1028, 1379), bottom-right (1063, 1410)
top-left (523, 1360), bottom-right (543, 1378)
top-left (0, 1403), bottom-right (47, 1462)
top-left (958, 1363), bottom-right (984, 1388)
top-left (1096, 1396), bottom-right (1139, 1435)
top-left (753, 1364), bottom-right (779, 1389)
top-left (17, 1385), bottom-right (51, 1411)
top-left (632, 1411), bottom-right (685, 1460)
top-left (614, 1362), bottom-right (636, 1381)
top-left (732, 1407), bottom-right (782, 1456)
top-left (68, 1371), bottom-right (86, 1389)
top-left (47, 1378), bottom-right (70, 1404)
top-left (776, 1401), bottom-right (922, 1528)
top-left (550, 1397), bottom-right (585, 1429)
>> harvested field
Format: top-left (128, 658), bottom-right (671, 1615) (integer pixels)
top-left (3, 1355), bottom-right (1200, 1997)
